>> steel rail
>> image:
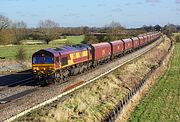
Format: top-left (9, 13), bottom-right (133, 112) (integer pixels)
top-left (0, 77), bottom-right (34, 92)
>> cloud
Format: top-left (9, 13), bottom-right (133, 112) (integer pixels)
top-left (127, 14), bottom-right (136, 17)
top-left (64, 13), bottom-right (80, 18)
top-left (176, 0), bottom-right (180, 3)
top-left (112, 8), bottom-right (122, 12)
top-left (15, 11), bottom-right (22, 14)
top-left (125, 3), bottom-right (130, 6)
top-left (20, 14), bottom-right (25, 17)
top-left (81, 5), bottom-right (87, 8)
top-left (97, 3), bottom-right (105, 7)
top-left (176, 8), bottom-right (180, 15)
top-left (146, 0), bottom-right (160, 3)
top-left (146, 0), bottom-right (160, 6)
top-left (7, 0), bottom-right (20, 1)
top-left (136, 1), bottom-right (143, 5)
top-left (31, 14), bottom-right (38, 17)
top-left (176, 8), bottom-right (180, 12)
top-left (0, 12), bottom-right (8, 15)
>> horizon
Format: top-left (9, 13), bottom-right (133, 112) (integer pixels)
top-left (0, 0), bottom-right (180, 28)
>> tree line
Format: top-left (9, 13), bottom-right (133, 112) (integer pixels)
top-left (0, 15), bottom-right (180, 45)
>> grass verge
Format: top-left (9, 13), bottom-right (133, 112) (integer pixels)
top-left (128, 43), bottom-right (180, 122)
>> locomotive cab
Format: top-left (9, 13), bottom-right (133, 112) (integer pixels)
top-left (32, 49), bottom-right (59, 81)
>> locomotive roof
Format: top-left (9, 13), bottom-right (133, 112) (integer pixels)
top-left (45, 44), bottom-right (90, 55)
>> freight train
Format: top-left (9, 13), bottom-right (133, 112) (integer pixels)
top-left (32, 32), bottom-right (161, 84)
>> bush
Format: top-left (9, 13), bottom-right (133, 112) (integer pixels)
top-left (82, 35), bottom-right (99, 44)
top-left (63, 35), bottom-right (67, 39)
top-left (65, 40), bottom-right (74, 46)
top-left (175, 35), bottom-right (180, 43)
top-left (16, 47), bottom-right (26, 61)
top-left (103, 35), bottom-right (112, 42)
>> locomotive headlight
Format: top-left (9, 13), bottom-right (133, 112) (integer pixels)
top-left (33, 67), bottom-right (39, 71)
top-left (33, 70), bottom-right (38, 74)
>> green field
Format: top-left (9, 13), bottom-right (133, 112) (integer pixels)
top-left (129, 43), bottom-right (180, 122)
top-left (0, 45), bottom-right (56, 60)
top-left (173, 32), bottom-right (180, 38)
top-left (66, 35), bottom-right (85, 44)
top-left (0, 35), bottom-right (84, 60)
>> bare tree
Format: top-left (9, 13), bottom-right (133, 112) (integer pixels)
top-left (106, 21), bottom-right (125, 29)
top-left (105, 21), bottom-right (125, 34)
top-left (12, 21), bottom-right (28, 44)
top-left (104, 21), bottom-right (126, 40)
top-left (38, 19), bottom-right (60, 44)
top-left (0, 15), bottom-right (11, 31)
top-left (163, 23), bottom-right (177, 37)
top-left (142, 25), bottom-right (154, 32)
top-left (0, 15), bottom-right (13, 44)
top-left (12, 21), bottom-right (27, 29)
top-left (38, 19), bottom-right (59, 28)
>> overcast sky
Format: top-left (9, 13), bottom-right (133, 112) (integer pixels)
top-left (0, 0), bottom-right (180, 28)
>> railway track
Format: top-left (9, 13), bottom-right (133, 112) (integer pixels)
top-left (0, 77), bottom-right (40, 105)
top-left (0, 37), bottom-right (163, 122)
top-left (0, 88), bottom-right (38, 104)
top-left (7, 78), bottom-right (34, 87)
top-left (0, 77), bottom-right (33, 90)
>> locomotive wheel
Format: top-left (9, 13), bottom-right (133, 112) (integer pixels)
top-left (63, 76), bottom-right (67, 81)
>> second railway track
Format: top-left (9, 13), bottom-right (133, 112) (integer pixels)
top-left (0, 77), bottom-right (40, 104)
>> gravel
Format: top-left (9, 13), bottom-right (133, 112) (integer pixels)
top-left (0, 61), bottom-right (31, 75)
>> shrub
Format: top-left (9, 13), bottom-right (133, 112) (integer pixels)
top-left (63, 35), bottom-right (67, 39)
top-left (82, 35), bottom-right (99, 44)
top-left (16, 47), bottom-right (26, 61)
top-left (175, 35), bottom-right (180, 43)
top-left (65, 40), bottom-right (74, 46)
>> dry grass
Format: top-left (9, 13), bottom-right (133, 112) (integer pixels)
top-left (129, 43), bottom-right (180, 122)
